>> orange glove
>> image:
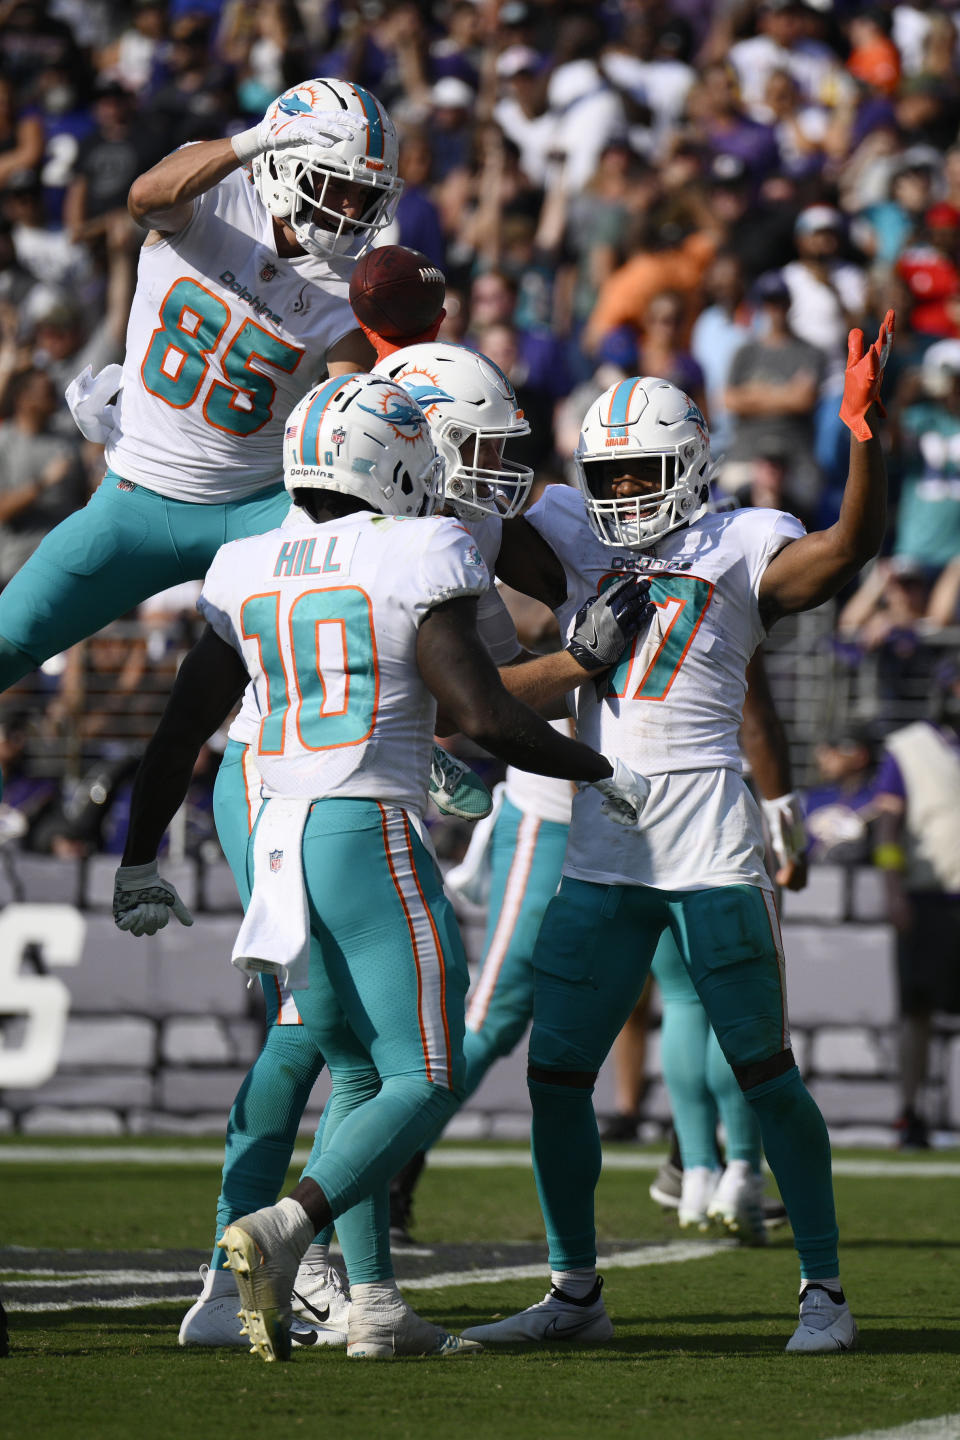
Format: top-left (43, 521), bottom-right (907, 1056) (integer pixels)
top-left (357, 309), bottom-right (447, 364)
top-left (839, 308), bottom-right (895, 442)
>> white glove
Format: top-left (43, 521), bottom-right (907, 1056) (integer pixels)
top-left (231, 108), bottom-right (364, 164)
top-left (113, 860), bottom-right (194, 937)
top-left (64, 363), bottom-right (123, 444)
top-left (583, 758), bottom-right (651, 828)
top-left (760, 792), bottom-right (807, 871)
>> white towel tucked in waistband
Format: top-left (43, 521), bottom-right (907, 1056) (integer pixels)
top-left (232, 797), bottom-right (312, 991)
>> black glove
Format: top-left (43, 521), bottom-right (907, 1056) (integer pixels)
top-left (566, 574), bottom-right (653, 670)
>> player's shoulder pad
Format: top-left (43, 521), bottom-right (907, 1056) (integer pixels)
top-left (527, 483), bottom-right (585, 525)
top-left (716, 504), bottom-right (806, 545)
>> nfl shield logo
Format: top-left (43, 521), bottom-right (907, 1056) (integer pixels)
top-left (331, 427), bottom-right (346, 445)
top-left (260, 262), bottom-right (277, 283)
top-left (269, 849), bottom-right (283, 873)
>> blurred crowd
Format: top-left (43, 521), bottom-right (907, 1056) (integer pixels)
top-left (2, 0), bottom-right (960, 865)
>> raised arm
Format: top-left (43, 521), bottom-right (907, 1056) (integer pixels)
top-left (758, 311), bottom-right (895, 627)
top-left (128, 106), bottom-right (366, 235)
top-left (128, 137), bottom-right (244, 235)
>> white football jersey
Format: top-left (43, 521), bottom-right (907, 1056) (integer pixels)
top-left (107, 168), bottom-right (358, 502)
top-left (225, 506), bottom-right (518, 753)
top-left (200, 512), bottom-right (489, 814)
top-left (526, 486), bottom-right (804, 889)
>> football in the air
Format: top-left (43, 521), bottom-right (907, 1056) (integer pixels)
top-left (349, 245), bottom-right (446, 341)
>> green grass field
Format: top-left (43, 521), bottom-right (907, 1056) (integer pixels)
top-left (3, 1140), bottom-right (959, 1440)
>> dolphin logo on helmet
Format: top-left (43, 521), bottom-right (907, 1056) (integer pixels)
top-left (282, 373), bottom-right (442, 519)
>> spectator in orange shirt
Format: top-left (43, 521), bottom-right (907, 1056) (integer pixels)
top-left (582, 214), bottom-right (717, 354)
top-left (846, 9), bottom-right (902, 98)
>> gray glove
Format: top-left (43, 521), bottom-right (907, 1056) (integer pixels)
top-left (582, 758), bottom-right (651, 828)
top-left (566, 574), bottom-right (653, 670)
top-left (113, 860), bottom-right (194, 937)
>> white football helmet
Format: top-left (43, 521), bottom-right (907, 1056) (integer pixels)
top-left (574, 377), bottom-right (714, 548)
top-left (283, 373), bottom-right (443, 518)
top-left (252, 79), bottom-right (402, 258)
top-left (374, 342), bottom-right (533, 520)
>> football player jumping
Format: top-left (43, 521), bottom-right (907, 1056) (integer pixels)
top-left (458, 313), bottom-right (895, 1355)
top-left (0, 79), bottom-right (396, 724)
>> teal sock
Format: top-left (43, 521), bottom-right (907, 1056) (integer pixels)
top-left (706, 1028), bottom-right (762, 1168)
top-left (307, 1068), bottom-right (390, 1284)
top-left (529, 1077), bottom-right (600, 1270)
top-left (743, 1066), bottom-right (839, 1278)
top-left (304, 1074), bottom-right (457, 1217)
top-left (299, 1110), bottom-right (334, 1247)
top-left (212, 1027), bottom-right (324, 1270)
top-left (659, 1001), bottom-right (719, 1169)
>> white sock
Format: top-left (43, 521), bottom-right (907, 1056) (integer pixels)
top-left (723, 1159), bottom-right (755, 1181)
top-left (351, 1280), bottom-right (404, 1313)
top-left (801, 1275), bottom-right (842, 1297)
top-left (202, 1265), bottom-right (237, 1299)
top-left (551, 1268), bottom-right (597, 1301)
top-left (301, 1242), bottom-right (330, 1269)
top-left (275, 1196), bottom-right (316, 1254)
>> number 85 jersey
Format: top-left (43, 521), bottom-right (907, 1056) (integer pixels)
top-left (106, 169), bottom-right (358, 503)
top-left (527, 486), bottom-right (805, 776)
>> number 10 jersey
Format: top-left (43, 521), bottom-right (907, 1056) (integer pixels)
top-left (106, 168), bottom-right (358, 503)
top-left (199, 511), bottom-right (489, 816)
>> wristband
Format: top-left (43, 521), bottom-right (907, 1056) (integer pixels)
top-left (873, 843), bottom-right (906, 872)
top-left (116, 859), bottom-right (159, 883)
top-left (230, 125), bottom-right (263, 165)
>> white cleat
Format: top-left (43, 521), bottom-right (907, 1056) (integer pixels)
top-left (706, 1161), bottom-right (768, 1246)
top-left (460, 1278), bottom-right (613, 1345)
top-left (785, 1285), bottom-right (858, 1353)
top-left (178, 1264), bottom-right (344, 1348)
top-left (218, 1198), bottom-right (313, 1362)
top-left (678, 1166), bottom-right (721, 1233)
top-left (291, 1246), bottom-right (351, 1334)
top-left (347, 1299), bottom-right (482, 1360)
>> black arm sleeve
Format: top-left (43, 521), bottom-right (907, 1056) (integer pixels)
top-left (121, 625), bottom-right (249, 865)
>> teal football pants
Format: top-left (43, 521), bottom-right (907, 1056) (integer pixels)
top-left (209, 741), bottom-right (333, 1273)
top-left (273, 798), bottom-right (468, 1226)
top-left (528, 877), bottom-right (839, 1280)
top-left (652, 933), bottom-right (762, 1172)
top-left (461, 798), bottom-right (571, 1097)
top-left (0, 470), bottom-right (290, 676)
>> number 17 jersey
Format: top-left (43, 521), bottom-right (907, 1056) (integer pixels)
top-left (525, 486), bottom-right (804, 890)
top-left (106, 168), bottom-right (358, 503)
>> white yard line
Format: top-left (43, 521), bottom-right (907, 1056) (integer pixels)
top-left (400, 1239), bottom-right (733, 1291)
top-left (1, 1145), bottom-right (959, 1177)
top-left (4, 1239), bottom-right (732, 1312)
top-left (824, 1416), bottom-right (960, 1440)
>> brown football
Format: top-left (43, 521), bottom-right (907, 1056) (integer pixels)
top-left (349, 245), bottom-right (446, 340)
